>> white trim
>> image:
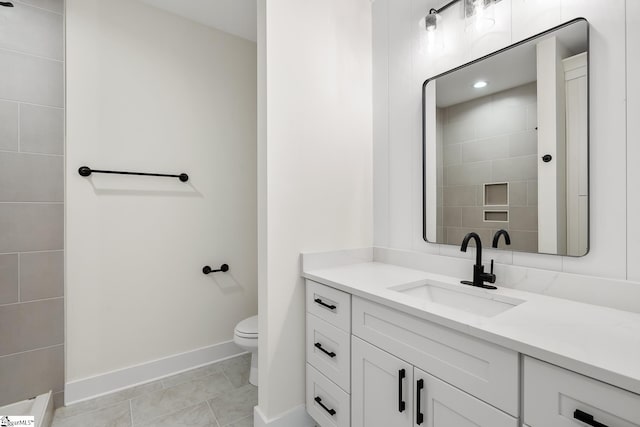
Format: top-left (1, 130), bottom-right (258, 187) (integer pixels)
top-left (64, 340), bottom-right (244, 405)
top-left (254, 404), bottom-right (315, 427)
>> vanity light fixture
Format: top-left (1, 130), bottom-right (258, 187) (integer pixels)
top-left (423, 0), bottom-right (499, 33)
top-left (422, 0), bottom-right (458, 32)
top-left (425, 9), bottom-right (441, 32)
top-left (473, 80), bottom-right (488, 88)
top-left (465, 0), bottom-right (496, 32)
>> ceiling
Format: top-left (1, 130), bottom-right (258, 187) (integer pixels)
top-left (140, 0), bottom-right (257, 42)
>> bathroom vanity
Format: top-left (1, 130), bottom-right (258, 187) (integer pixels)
top-left (303, 258), bottom-right (640, 427)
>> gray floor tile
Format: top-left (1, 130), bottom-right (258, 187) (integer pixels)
top-left (54, 381), bottom-right (163, 420)
top-left (218, 354), bottom-right (251, 388)
top-left (52, 401), bottom-right (131, 427)
top-left (136, 402), bottom-right (217, 427)
top-left (224, 415), bottom-right (253, 427)
top-left (161, 363), bottom-right (222, 389)
top-left (131, 373), bottom-right (232, 425)
top-left (208, 384), bottom-right (257, 427)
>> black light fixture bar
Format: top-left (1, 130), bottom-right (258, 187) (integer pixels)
top-left (430, 0), bottom-right (460, 14)
top-left (430, 0), bottom-right (501, 15)
top-left (0, 2), bottom-right (15, 7)
top-left (78, 166), bottom-right (189, 182)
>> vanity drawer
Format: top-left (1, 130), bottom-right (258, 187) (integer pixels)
top-left (352, 296), bottom-right (518, 416)
top-left (307, 363), bottom-right (350, 427)
top-left (307, 313), bottom-right (351, 392)
top-left (306, 280), bottom-right (351, 332)
top-left (524, 357), bottom-right (640, 427)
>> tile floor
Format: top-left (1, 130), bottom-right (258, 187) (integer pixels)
top-left (52, 353), bottom-right (256, 427)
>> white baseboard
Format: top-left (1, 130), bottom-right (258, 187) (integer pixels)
top-left (254, 404), bottom-right (315, 427)
top-left (65, 340), bottom-right (245, 405)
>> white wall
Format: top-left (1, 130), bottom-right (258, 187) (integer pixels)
top-left (66, 0), bottom-right (257, 383)
top-left (374, 0), bottom-right (634, 283)
top-left (628, 1), bottom-right (640, 281)
top-left (258, 0), bottom-right (373, 420)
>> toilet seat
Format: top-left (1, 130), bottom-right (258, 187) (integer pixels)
top-left (234, 315), bottom-right (258, 339)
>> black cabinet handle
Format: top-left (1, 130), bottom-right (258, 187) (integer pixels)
top-left (314, 396), bottom-right (336, 416)
top-left (314, 342), bottom-right (336, 358)
top-left (574, 409), bottom-right (608, 427)
top-left (416, 379), bottom-right (424, 425)
top-left (314, 298), bottom-right (336, 310)
top-left (398, 369), bottom-right (406, 412)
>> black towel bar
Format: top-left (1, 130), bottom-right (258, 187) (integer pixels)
top-left (78, 166), bottom-right (188, 182)
top-left (203, 264), bottom-right (229, 275)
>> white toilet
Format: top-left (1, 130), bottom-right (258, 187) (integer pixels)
top-left (233, 315), bottom-right (258, 386)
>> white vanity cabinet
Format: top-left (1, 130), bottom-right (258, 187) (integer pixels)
top-left (351, 336), bottom-right (517, 427)
top-left (305, 278), bottom-right (640, 427)
top-left (524, 357), bottom-right (640, 427)
top-left (306, 280), bottom-right (352, 427)
top-left (306, 280), bottom-right (518, 427)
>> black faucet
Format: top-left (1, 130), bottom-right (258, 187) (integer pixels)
top-left (460, 232), bottom-right (497, 289)
top-left (492, 229), bottom-right (511, 248)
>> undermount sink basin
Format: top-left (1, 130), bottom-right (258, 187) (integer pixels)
top-left (390, 281), bottom-right (525, 317)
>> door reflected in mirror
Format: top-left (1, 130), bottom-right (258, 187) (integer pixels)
top-left (423, 19), bottom-right (589, 256)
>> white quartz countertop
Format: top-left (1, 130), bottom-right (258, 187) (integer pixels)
top-left (303, 261), bottom-right (640, 396)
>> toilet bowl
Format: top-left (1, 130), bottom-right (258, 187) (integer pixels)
top-left (234, 315), bottom-right (258, 386)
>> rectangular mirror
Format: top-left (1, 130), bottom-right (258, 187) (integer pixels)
top-left (423, 19), bottom-right (589, 256)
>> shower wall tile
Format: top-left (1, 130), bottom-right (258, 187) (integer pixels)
top-left (527, 180), bottom-right (538, 206)
top-left (443, 144), bottom-right (462, 166)
top-left (443, 117), bottom-right (475, 144)
top-left (508, 230), bottom-right (539, 253)
top-left (1, 0), bottom-right (65, 407)
top-left (442, 207), bottom-right (461, 227)
top-left (510, 206), bottom-right (538, 232)
top-left (509, 181), bottom-right (528, 207)
top-left (445, 227), bottom-right (492, 247)
top-left (491, 155), bottom-right (537, 181)
top-left (0, 152), bottom-right (63, 201)
top-left (0, 254), bottom-right (19, 305)
top-left (0, 204), bottom-right (63, 252)
top-left (0, 297), bottom-right (63, 356)
top-left (0, 50), bottom-right (63, 107)
top-left (445, 162), bottom-right (492, 186)
top-left (443, 185), bottom-right (479, 207)
top-left (0, 100), bottom-right (19, 151)
top-left (508, 130), bottom-right (538, 157)
top-left (16, 0), bottom-right (64, 14)
top-left (0, 2), bottom-right (63, 60)
top-left (461, 135), bottom-right (509, 163)
top-left (0, 344), bottom-right (64, 407)
top-left (461, 207), bottom-right (501, 230)
top-left (20, 104), bottom-right (64, 155)
top-left (475, 104), bottom-right (527, 140)
top-left (20, 251), bottom-right (63, 302)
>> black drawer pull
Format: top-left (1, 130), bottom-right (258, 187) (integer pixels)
top-left (398, 369), bottom-right (406, 412)
top-left (416, 379), bottom-right (424, 424)
top-left (574, 409), bottom-right (608, 427)
top-left (314, 298), bottom-right (336, 310)
top-left (314, 342), bottom-right (336, 358)
top-left (314, 396), bottom-right (336, 416)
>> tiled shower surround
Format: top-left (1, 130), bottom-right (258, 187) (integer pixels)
top-left (438, 82), bottom-right (539, 252)
top-left (0, 0), bottom-right (65, 406)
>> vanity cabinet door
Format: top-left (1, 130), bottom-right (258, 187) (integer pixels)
top-left (352, 336), bottom-right (413, 427)
top-left (413, 368), bottom-right (518, 427)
